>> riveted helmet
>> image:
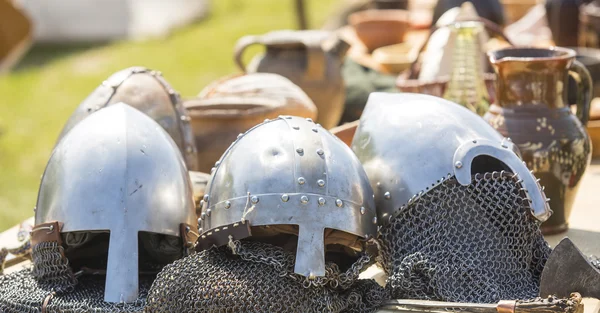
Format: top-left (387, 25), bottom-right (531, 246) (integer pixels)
top-left (33, 103), bottom-right (197, 303)
top-left (56, 66), bottom-right (198, 171)
top-left (352, 93), bottom-right (551, 225)
top-left (352, 93), bottom-right (552, 303)
top-left (197, 116), bottom-right (377, 278)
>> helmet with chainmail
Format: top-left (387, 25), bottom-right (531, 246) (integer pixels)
top-left (352, 93), bottom-right (552, 303)
top-left (197, 116), bottom-right (378, 278)
top-left (56, 66), bottom-right (198, 171)
top-left (0, 104), bottom-right (198, 312)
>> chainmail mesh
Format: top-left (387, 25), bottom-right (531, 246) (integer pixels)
top-left (31, 241), bottom-right (78, 291)
top-left (146, 240), bottom-right (388, 313)
top-left (379, 171), bottom-right (552, 303)
top-left (0, 268), bottom-right (151, 313)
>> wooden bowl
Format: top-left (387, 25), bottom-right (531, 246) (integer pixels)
top-left (348, 9), bottom-right (410, 52)
top-left (372, 43), bottom-right (416, 74)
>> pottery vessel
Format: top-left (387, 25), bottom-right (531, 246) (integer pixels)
top-left (579, 1), bottom-right (600, 48)
top-left (348, 9), bottom-right (410, 52)
top-left (185, 73), bottom-right (317, 173)
top-left (234, 30), bottom-right (348, 129)
top-left (485, 47), bottom-right (593, 234)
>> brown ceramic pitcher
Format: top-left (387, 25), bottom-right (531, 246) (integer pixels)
top-left (234, 30), bottom-right (349, 129)
top-left (485, 47), bottom-right (593, 234)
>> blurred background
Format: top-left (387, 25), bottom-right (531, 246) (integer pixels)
top-left (0, 0), bottom-right (340, 229)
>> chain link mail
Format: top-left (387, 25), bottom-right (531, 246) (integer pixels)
top-left (379, 171), bottom-right (551, 303)
top-left (31, 241), bottom-right (78, 291)
top-left (0, 268), bottom-right (151, 313)
top-left (146, 239), bottom-right (388, 313)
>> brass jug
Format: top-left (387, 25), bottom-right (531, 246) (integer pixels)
top-left (485, 47), bottom-right (593, 234)
top-left (234, 30), bottom-right (349, 129)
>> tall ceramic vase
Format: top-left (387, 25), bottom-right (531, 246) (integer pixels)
top-left (485, 47), bottom-right (593, 234)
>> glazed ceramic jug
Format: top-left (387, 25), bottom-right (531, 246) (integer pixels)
top-left (485, 47), bottom-right (592, 234)
top-left (234, 30), bottom-right (349, 129)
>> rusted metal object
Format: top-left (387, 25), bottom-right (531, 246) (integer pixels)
top-left (185, 73), bottom-right (317, 173)
top-left (485, 47), bottom-right (593, 234)
top-left (540, 238), bottom-right (600, 299)
top-left (234, 30), bottom-right (349, 129)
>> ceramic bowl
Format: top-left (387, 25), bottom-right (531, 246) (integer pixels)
top-left (348, 9), bottom-right (410, 52)
top-left (372, 43), bottom-right (416, 74)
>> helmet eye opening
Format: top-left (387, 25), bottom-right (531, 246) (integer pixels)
top-left (470, 155), bottom-right (511, 175)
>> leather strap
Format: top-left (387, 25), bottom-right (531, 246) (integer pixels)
top-left (195, 221), bottom-right (252, 252)
top-left (180, 223), bottom-right (199, 249)
top-left (31, 221), bottom-right (62, 246)
top-left (41, 292), bottom-right (55, 313)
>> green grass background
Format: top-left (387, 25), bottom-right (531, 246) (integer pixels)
top-left (0, 0), bottom-right (340, 230)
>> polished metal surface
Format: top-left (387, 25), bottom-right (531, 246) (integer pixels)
top-left (36, 103), bottom-right (196, 303)
top-left (351, 93), bottom-right (551, 225)
top-left (56, 66), bottom-right (199, 171)
top-left (199, 116), bottom-right (377, 278)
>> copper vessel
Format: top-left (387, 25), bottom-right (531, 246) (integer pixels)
top-left (185, 73), bottom-right (317, 173)
top-left (485, 47), bottom-right (593, 234)
top-left (234, 30), bottom-right (349, 129)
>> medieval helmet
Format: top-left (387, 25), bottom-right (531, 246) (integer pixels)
top-left (352, 93), bottom-right (551, 225)
top-left (56, 66), bottom-right (198, 171)
top-left (34, 103), bottom-right (197, 303)
top-left (197, 116), bottom-right (377, 278)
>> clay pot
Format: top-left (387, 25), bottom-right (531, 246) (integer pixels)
top-left (185, 73), bottom-right (317, 173)
top-left (485, 47), bottom-right (593, 234)
top-left (329, 120), bottom-right (359, 147)
top-left (348, 9), bottom-right (410, 52)
top-left (372, 43), bottom-right (417, 74)
top-left (501, 0), bottom-right (543, 24)
top-left (234, 30), bottom-right (348, 129)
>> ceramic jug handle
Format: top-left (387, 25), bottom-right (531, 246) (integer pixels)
top-left (234, 35), bottom-right (260, 72)
top-left (569, 59), bottom-right (593, 126)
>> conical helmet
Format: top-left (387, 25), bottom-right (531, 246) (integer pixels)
top-left (197, 116), bottom-right (377, 278)
top-left (56, 66), bottom-right (198, 170)
top-left (351, 93), bottom-right (551, 225)
top-left (34, 103), bottom-right (197, 303)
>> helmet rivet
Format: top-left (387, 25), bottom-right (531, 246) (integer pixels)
top-left (237, 133), bottom-right (244, 139)
top-left (507, 137), bottom-right (512, 142)
top-left (373, 216), bottom-right (378, 224)
top-left (300, 195), bottom-right (309, 204)
top-left (296, 148), bottom-right (304, 154)
top-left (306, 118), bottom-right (313, 122)
top-left (251, 196), bottom-right (259, 204)
top-left (317, 179), bottom-right (325, 187)
top-left (316, 149), bottom-right (324, 156)
top-left (206, 209), bottom-right (211, 217)
top-left (264, 118), bottom-right (270, 122)
top-left (298, 177), bottom-right (306, 185)
top-left (200, 212), bottom-right (206, 220)
top-left (472, 140), bottom-right (477, 144)
top-left (312, 128), bottom-right (318, 133)
top-left (360, 207), bottom-right (366, 215)
top-left (197, 218), bottom-right (202, 225)
top-left (384, 192), bottom-right (391, 200)
top-left (293, 126), bottom-right (300, 130)
top-left (198, 228), bottom-right (203, 233)
top-left (454, 161), bottom-right (463, 169)
top-left (316, 123), bottom-right (321, 128)
top-left (335, 199), bottom-right (343, 207)
top-left (318, 197), bottom-right (326, 206)
top-left (203, 195), bottom-right (209, 202)
top-left (224, 201), bottom-right (231, 209)
top-left (281, 194), bottom-right (290, 202)
top-left (215, 161), bottom-right (221, 167)
top-left (210, 167), bottom-right (216, 174)
top-left (199, 200), bottom-right (205, 208)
